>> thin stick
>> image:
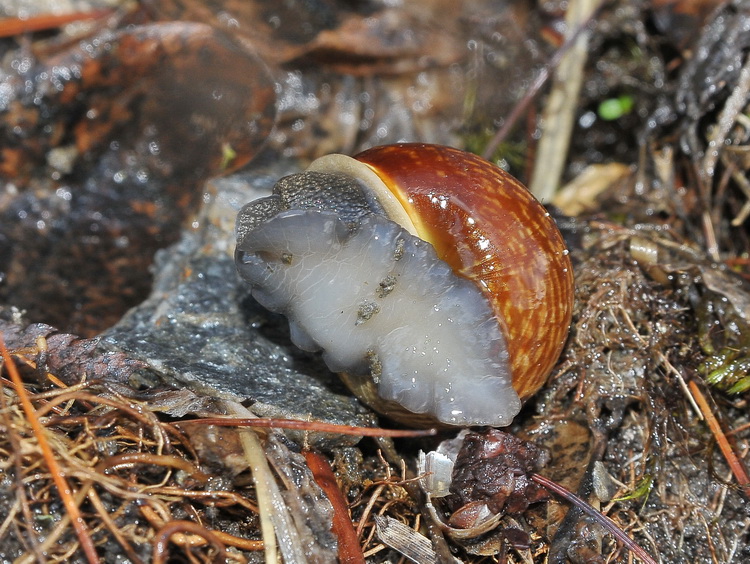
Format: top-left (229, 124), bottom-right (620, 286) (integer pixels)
top-left (701, 53), bottom-right (750, 182)
top-left (688, 380), bottom-right (750, 498)
top-left (178, 417), bottom-right (437, 437)
top-left (531, 473), bottom-right (658, 564)
top-left (656, 351), bottom-right (702, 419)
top-left (304, 450), bottom-right (366, 564)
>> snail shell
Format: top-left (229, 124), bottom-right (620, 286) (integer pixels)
top-left (235, 143), bottom-right (573, 427)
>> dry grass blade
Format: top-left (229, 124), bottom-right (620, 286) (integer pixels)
top-left (0, 337), bottom-right (100, 563)
top-left (481, 0), bottom-right (605, 164)
top-left (0, 334), bottom-right (273, 562)
top-left (373, 515), bottom-right (439, 564)
top-left (225, 401), bottom-right (308, 563)
top-left (0, 356), bottom-right (43, 562)
top-left (530, 0), bottom-right (601, 201)
top-left (34, 390), bottom-right (171, 450)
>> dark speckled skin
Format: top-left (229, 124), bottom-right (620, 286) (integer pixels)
top-left (236, 171), bottom-right (384, 248)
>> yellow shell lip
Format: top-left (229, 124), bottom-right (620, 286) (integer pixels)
top-left (306, 153), bottom-right (419, 237)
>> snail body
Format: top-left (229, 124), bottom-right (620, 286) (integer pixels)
top-left (235, 143), bottom-right (573, 427)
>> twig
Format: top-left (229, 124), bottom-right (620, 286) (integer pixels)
top-left (304, 450), bottom-right (366, 564)
top-left (141, 503), bottom-right (263, 553)
top-left (95, 452), bottom-right (210, 483)
top-left (179, 416), bottom-right (437, 437)
top-left (356, 482), bottom-right (387, 540)
top-left (145, 486), bottom-right (259, 514)
top-left (688, 380), bottom-right (750, 498)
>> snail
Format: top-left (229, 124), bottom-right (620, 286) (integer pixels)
top-left (235, 143), bottom-right (573, 427)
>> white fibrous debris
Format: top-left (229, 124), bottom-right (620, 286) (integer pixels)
top-left (418, 450), bottom-right (455, 497)
top-left (236, 209), bottom-right (521, 426)
top-left (418, 430), bottom-right (468, 496)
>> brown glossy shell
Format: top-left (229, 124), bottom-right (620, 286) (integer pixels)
top-left (354, 143), bottom-right (573, 400)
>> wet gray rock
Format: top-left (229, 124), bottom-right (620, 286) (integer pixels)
top-left (98, 167), bottom-right (377, 449)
